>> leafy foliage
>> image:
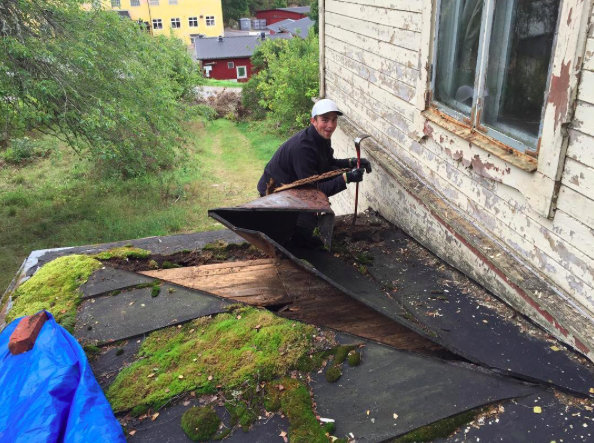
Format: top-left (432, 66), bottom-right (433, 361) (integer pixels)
top-left (0, 0), bottom-right (201, 177)
top-left (242, 33), bottom-right (319, 133)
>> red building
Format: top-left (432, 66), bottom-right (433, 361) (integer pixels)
top-left (255, 6), bottom-right (310, 25)
top-left (194, 34), bottom-right (288, 82)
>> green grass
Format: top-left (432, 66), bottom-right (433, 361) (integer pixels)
top-left (202, 78), bottom-right (244, 88)
top-left (0, 118), bottom-right (285, 296)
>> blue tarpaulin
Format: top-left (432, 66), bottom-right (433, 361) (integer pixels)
top-left (0, 311), bottom-right (125, 442)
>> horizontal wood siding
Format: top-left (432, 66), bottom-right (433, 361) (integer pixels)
top-left (324, 0), bottom-right (594, 317)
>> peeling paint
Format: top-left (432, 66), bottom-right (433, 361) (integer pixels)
top-left (548, 61), bottom-right (572, 131)
top-left (423, 121), bottom-right (434, 138)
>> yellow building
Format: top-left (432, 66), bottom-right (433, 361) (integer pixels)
top-left (103, 0), bottom-right (224, 45)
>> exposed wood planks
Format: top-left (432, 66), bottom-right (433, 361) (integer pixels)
top-left (142, 259), bottom-right (444, 354)
top-left (562, 157), bottom-right (594, 197)
top-left (572, 101), bottom-right (594, 138)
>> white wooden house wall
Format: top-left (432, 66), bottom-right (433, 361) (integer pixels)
top-left (321, 0), bottom-right (594, 359)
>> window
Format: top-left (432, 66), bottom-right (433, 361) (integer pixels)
top-left (171, 18), bottom-right (181, 28)
top-left (149, 0), bottom-right (159, 6)
top-left (432, 0), bottom-right (560, 153)
top-left (169, 0), bottom-right (178, 4)
top-left (189, 17), bottom-right (198, 27)
top-left (236, 66), bottom-right (247, 79)
top-left (152, 19), bottom-right (163, 30)
top-left (130, 0), bottom-right (140, 6)
top-left (206, 16), bottom-right (215, 26)
top-left (227, 61), bottom-right (235, 69)
top-left (111, 0), bottom-right (120, 7)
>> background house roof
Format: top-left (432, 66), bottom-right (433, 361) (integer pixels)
top-left (194, 34), bottom-right (287, 60)
top-left (195, 36), bottom-right (261, 60)
top-left (277, 6), bottom-right (310, 14)
top-left (268, 17), bottom-right (313, 38)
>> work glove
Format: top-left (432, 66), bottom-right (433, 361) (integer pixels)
top-left (353, 157), bottom-right (372, 173)
top-left (345, 167), bottom-right (365, 183)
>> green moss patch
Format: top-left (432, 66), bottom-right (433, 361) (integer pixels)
top-left (106, 306), bottom-right (316, 412)
top-left (94, 246), bottom-right (151, 260)
top-left (325, 366), bottom-right (342, 383)
top-left (6, 255), bottom-right (102, 331)
top-left (393, 408), bottom-right (482, 442)
top-left (181, 406), bottom-right (221, 441)
top-left (267, 378), bottom-right (329, 443)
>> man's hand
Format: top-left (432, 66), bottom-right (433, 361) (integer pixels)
top-left (345, 168), bottom-right (365, 183)
top-left (348, 158), bottom-right (372, 173)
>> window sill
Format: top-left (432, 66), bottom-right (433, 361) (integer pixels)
top-left (423, 107), bottom-right (537, 173)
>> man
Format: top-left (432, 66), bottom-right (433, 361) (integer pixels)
top-left (257, 99), bottom-right (372, 246)
top-left (257, 98), bottom-right (371, 197)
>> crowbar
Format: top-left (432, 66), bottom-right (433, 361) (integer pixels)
top-left (352, 134), bottom-right (371, 225)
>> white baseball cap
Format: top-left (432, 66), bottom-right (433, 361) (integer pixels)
top-left (311, 99), bottom-right (343, 118)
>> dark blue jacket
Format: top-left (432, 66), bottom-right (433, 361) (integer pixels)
top-left (257, 125), bottom-right (348, 197)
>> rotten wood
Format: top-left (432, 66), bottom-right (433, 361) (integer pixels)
top-left (141, 258), bottom-right (445, 355)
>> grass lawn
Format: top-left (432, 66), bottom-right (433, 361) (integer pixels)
top-left (202, 79), bottom-right (244, 88)
top-left (0, 118), bottom-right (284, 295)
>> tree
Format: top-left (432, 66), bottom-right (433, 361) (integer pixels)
top-left (309, 0), bottom-right (319, 34)
top-left (222, 0), bottom-right (249, 25)
top-left (0, 0), bottom-right (201, 177)
top-left (243, 32), bottom-right (319, 133)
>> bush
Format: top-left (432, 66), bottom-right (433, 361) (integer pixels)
top-left (243, 33), bottom-right (319, 134)
top-left (1, 137), bottom-right (55, 165)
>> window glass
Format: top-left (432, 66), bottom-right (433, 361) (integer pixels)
top-left (206, 16), bottom-right (215, 26)
top-left (130, 0), bottom-right (140, 6)
top-left (169, 0), bottom-right (178, 4)
top-left (189, 17), bottom-right (198, 27)
top-left (237, 66), bottom-right (247, 78)
top-left (152, 19), bottom-right (163, 30)
top-left (483, 0), bottom-right (560, 144)
top-left (171, 18), bottom-right (181, 28)
top-left (227, 62), bottom-right (235, 69)
top-left (432, 0), bottom-right (560, 152)
top-left (111, 0), bottom-right (121, 7)
top-left (434, 0), bottom-right (483, 116)
top-left (149, 0), bottom-right (159, 6)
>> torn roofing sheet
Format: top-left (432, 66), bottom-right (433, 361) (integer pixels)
top-left (208, 188), bottom-right (335, 253)
top-left (208, 197), bottom-right (594, 397)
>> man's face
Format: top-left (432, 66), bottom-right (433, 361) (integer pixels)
top-left (311, 112), bottom-right (338, 139)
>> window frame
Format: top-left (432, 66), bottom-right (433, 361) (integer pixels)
top-left (206, 16), bottom-right (215, 27)
top-left (169, 0), bottom-right (178, 4)
top-left (429, 0), bottom-right (559, 156)
top-left (236, 66), bottom-right (247, 79)
top-left (227, 61), bottom-right (235, 69)
top-left (171, 17), bottom-right (181, 29)
top-left (417, 0), bottom-right (591, 218)
top-left (152, 18), bottom-right (163, 30)
top-left (110, 0), bottom-right (121, 7)
top-left (130, 0), bottom-right (140, 6)
top-left (148, 0), bottom-right (159, 6)
top-left (189, 17), bottom-right (198, 27)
